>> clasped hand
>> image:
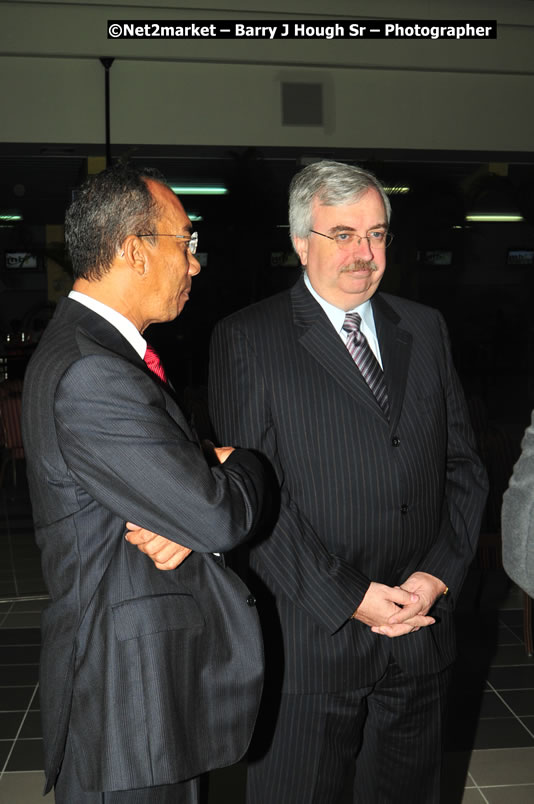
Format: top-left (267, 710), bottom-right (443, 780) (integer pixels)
top-left (124, 522), bottom-right (192, 570)
top-left (353, 572), bottom-right (447, 638)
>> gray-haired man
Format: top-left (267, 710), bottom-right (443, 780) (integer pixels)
top-left (208, 160), bottom-right (488, 802)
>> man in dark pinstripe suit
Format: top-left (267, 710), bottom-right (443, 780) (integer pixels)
top-left (208, 161), bottom-right (488, 803)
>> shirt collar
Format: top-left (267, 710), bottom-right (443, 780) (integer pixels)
top-left (68, 290), bottom-right (147, 359)
top-left (303, 271), bottom-right (375, 335)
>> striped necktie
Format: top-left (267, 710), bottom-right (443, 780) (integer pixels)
top-left (144, 344), bottom-right (167, 383)
top-left (342, 312), bottom-right (390, 418)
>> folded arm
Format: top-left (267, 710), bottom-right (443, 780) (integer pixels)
top-left (124, 446), bottom-right (236, 569)
top-left (55, 355), bottom-right (265, 554)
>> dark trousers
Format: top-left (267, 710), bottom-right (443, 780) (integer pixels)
top-left (54, 732), bottom-right (200, 804)
top-left (246, 658), bottom-right (451, 804)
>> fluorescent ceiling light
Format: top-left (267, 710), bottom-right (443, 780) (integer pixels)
top-left (171, 185), bottom-right (228, 196)
top-left (383, 186), bottom-right (410, 195)
top-left (466, 213), bottom-right (524, 222)
top-left (187, 213), bottom-right (203, 222)
top-left (0, 213), bottom-right (22, 221)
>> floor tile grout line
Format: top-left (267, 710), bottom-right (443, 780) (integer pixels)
top-left (499, 619), bottom-right (524, 644)
top-left (0, 624), bottom-right (44, 628)
top-left (0, 681), bottom-right (39, 781)
top-left (467, 771), bottom-right (490, 802)
top-left (0, 711), bottom-right (37, 715)
top-left (476, 782), bottom-right (534, 788)
top-left (486, 681), bottom-right (534, 739)
top-left (471, 745), bottom-right (534, 753)
top-left (0, 602), bottom-right (14, 630)
top-left (0, 685), bottom-right (39, 689)
top-left (0, 596), bottom-right (50, 605)
top-left (486, 686), bottom-right (534, 691)
top-left (495, 641), bottom-right (525, 647)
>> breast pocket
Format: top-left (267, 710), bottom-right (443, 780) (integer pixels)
top-left (112, 593), bottom-right (204, 642)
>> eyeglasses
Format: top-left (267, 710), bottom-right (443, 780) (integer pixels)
top-left (138, 231), bottom-right (198, 255)
top-left (310, 229), bottom-right (393, 250)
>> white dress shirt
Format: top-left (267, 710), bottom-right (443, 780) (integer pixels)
top-left (68, 290), bottom-right (147, 359)
top-left (303, 272), bottom-right (384, 368)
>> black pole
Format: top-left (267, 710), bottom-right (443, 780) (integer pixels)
top-left (100, 58), bottom-right (115, 168)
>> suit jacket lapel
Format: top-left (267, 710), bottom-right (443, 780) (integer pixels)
top-left (61, 297), bottom-right (146, 370)
top-left (62, 298), bottom-right (194, 439)
top-left (290, 278), bottom-right (388, 422)
top-left (372, 293), bottom-right (412, 433)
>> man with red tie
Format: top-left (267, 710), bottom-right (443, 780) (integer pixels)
top-left (21, 164), bottom-right (266, 803)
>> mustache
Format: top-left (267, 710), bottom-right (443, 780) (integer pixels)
top-left (340, 259), bottom-right (379, 273)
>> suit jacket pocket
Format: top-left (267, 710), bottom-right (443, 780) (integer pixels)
top-left (112, 593), bottom-right (204, 641)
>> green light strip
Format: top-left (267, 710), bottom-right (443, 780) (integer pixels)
top-left (170, 185), bottom-right (228, 196)
top-left (466, 213), bottom-right (524, 222)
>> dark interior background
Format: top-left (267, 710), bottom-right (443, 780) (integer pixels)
top-left (0, 143), bottom-right (532, 542)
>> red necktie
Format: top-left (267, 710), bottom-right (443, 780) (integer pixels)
top-left (144, 344), bottom-right (167, 383)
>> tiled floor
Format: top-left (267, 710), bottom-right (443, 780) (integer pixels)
top-left (441, 601), bottom-right (534, 804)
top-left (0, 599), bottom-right (44, 804)
top-left (1, 482), bottom-right (534, 803)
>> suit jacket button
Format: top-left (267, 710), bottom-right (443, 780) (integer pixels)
top-left (392, 436), bottom-right (400, 447)
top-left (246, 595), bottom-right (257, 607)
top-left (400, 503), bottom-right (408, 514)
